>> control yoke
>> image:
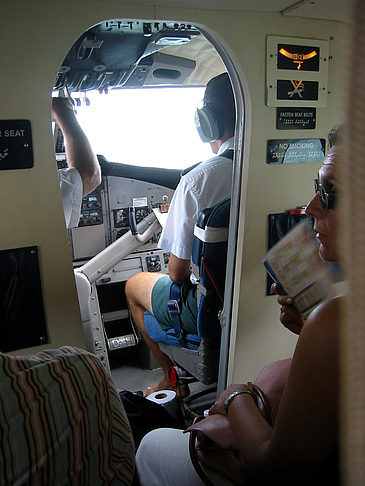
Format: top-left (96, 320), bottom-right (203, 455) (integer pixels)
top-left (128, 206), bottom-right (154, 243)
top-left (77, 211), bottom-right (161, 285)
top-left (73, 210), bottom-right (161, 373)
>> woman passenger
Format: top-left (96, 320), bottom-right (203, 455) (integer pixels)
top-left (135, 130), bottom-right (342, 486)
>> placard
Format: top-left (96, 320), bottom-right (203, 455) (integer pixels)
top-left (277, 43), bottom-right (320, 71)
top-left (267, 138), bottom-right (325, 164)
top-left (0, 120), bottom-right (33, 170)
top-left (276, 80), bottom-right (319, 101)
top-left (276, 108), bottom-right (316, 130)
top-left (266, 36), bottom-right (329, 107)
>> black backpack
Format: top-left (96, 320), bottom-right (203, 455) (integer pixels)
top-left (119, 390), bottom-right (183, 449)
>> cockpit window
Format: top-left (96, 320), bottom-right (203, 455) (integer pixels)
top-left (72, 86), bottom-right (212, 170)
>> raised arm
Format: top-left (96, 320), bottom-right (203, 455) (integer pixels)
top-left (52, 97), bottom-right (101, 196)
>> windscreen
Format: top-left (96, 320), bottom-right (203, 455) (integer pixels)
top-left (72, 86), bottom-right (213, 170)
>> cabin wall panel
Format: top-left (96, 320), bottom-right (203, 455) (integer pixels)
top-left (232, 17), bottom-right (347, 383)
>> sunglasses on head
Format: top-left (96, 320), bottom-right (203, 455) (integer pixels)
top-left (313, 178), bottom-right (336, 210)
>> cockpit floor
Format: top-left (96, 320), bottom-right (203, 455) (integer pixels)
top-left (111, 361), bottom-right (164, 393)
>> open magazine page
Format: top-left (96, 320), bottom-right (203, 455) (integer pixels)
top-left (263, 219), bottom-right (334, 316)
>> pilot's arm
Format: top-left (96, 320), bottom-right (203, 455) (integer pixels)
top-left (52, 98), bottom-right (101, 196)
top-left (167, 254), bottom-right (191, 284)
top-left (159, 174), bottom-right (199, 283)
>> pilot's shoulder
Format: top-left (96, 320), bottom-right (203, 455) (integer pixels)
top-left (184, 152), bottom-right (232, 180)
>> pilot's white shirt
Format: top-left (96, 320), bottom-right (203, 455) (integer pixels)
top-left (58, 167), bottom-right (83, 229)
top-left (158, 137), bottom-right (234, 260)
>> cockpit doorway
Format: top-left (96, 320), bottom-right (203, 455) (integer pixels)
top-left (53, 17), bottom-right (246, 406)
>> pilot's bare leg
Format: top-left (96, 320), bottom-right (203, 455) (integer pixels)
top-left (125, 272), bottom-right (180, 396)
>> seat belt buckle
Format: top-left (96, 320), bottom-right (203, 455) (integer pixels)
top-left (167, 299), bottom-right (180, 315)
top-left (167, 299), bottom-right (184, 343)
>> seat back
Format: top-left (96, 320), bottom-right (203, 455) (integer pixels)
top-left (192, 198), bottom-right (230, 342)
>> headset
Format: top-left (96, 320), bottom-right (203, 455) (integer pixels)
top-left (195, 102), bottom-right (225, 143)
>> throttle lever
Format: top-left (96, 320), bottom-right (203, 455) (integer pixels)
top-left (128, 206), bottom-right (139, 235)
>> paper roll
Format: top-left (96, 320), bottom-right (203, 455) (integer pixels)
top-left (146, 389), bottom-right (176, 405)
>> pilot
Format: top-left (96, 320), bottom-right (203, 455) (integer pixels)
top-left (52, 97), bottom-right (101, 228)
top-left (125, 73), bottom-right (236, 397)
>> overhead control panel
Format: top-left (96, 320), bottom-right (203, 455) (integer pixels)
top-left (54, 20), bottom-right (199, 92)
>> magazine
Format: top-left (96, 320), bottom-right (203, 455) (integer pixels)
top-left (263, 219), bottom-right (334, 316)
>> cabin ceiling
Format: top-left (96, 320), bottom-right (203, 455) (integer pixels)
top-left (116, 0), bottom-right (352, 23)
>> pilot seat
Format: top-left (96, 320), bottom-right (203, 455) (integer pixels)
top-left (144, 198), bottom-right (230, 416)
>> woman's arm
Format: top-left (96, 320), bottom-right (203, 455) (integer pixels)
top-left (210, 297), bottom-right (340, 482)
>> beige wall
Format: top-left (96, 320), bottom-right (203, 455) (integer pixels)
top-left (0, 1), bottom-right (348, 380)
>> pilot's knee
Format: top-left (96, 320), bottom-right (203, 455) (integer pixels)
top-left (125, 271), bottom-right (164, 304)
top-left (125, 274), bottom-right (145, 308)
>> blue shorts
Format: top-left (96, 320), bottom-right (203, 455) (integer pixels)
top-left (150, 276), bottom-right (197, 334)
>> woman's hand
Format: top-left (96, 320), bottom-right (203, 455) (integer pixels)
top-left (271, 283), bottom-right (304, 335)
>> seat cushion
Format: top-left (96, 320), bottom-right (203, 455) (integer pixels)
top-left (151, 276), bottom-right (198, 334)
top-left (144, 311), bottom-right (200, 350)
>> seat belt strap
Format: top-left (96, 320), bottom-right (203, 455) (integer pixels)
top-left (180, 148), bottom-right (233, 176)
top-left (219, 148), bottom-right (234, 160)
top-left (202, 257), bottom-right (224, 304)
top-left (167, 282), bottom-right (186, 346)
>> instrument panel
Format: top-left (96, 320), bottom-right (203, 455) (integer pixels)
top-left (69, 174), bottom-right (174, 260)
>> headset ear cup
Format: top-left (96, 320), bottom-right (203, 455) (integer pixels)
top-left (195, 106), bottom-right (224, 143)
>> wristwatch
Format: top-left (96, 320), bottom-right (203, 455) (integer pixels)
top-left (223, 389), bottom-right (256, 415)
